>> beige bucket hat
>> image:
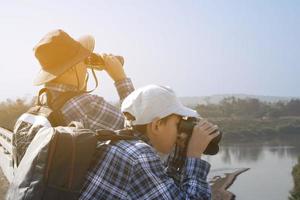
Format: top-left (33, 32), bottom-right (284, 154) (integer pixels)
top-left (33, 29), bottom-right (95, 85)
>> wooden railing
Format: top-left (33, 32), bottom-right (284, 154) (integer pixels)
top-left (0, 127), bottom-right (14, 183)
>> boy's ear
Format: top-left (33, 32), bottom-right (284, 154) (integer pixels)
top-left (150, 117), bottom-right (161, 134)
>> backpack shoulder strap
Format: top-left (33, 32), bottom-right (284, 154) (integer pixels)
top-left (50, 91), bottom-right (84, 126)
top-left (33, 88), bottom-right (84, 126)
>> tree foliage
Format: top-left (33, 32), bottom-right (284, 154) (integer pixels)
top-left (290, 157), bottom-right (300, 200)
top-left (195, 97), bottom-right (300, 119)
top-left (0, 98), bottom-right (34, 130)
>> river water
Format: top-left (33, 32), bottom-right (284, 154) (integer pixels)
top-left (202, 144), bottom-right (300, 200)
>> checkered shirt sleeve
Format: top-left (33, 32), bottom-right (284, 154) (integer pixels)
top-left (61, 78), bottom-right (134, 131)
top-left (79, 140), bottom-right (211, 200)
top-left (114, 78), bottom-right (134, 101)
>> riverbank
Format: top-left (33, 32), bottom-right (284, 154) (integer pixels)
top-left (209, 117), bottom-right (300, 145)
top-left (290, 157), bottom-right (300, 199)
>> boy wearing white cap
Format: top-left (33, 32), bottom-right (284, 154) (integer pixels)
top-left (80, 85), bottom-right (219, 200)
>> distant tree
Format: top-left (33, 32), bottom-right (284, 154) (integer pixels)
top-left (219, 97), bottom-right (236, 117)
top-left (194, 97), bottom-right (300, 119)
top-left (290, 157), bottom-right (300, 200)
top-left (0, 98), bottom-right (34, 130)
top-left (267, 108), bottom-right (281, 119)
top-left (196, 104), bottom-right (223, 118)
top-left (286, 99), bottom-right (300, 116)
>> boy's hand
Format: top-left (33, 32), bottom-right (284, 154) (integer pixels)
top-left (102, 54), bottom-right (127, 82)
top-left (186, 120), bottom-right (220, 158)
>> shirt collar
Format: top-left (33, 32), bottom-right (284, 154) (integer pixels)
top-left (45, 82), bottom-right (78, 92)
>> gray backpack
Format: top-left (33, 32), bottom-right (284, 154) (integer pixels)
top-left (7, 88), bottom-right (97, 200)
top-left (7, 122), bottom-right (97, 200)
top-left (7, 88), bottom-right (136, 200)
top-left (12, 88), bottom-right (83, 167)
top-left (7, 124), bottom-right (137, 200)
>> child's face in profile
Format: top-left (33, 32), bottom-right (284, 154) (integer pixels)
top-left (151, 115), bottom-right (181, 154)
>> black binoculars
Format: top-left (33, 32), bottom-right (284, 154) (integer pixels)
top-left (178, 117), bottom-right (222, 155)
top-left (84, 53), bottom-right (124, 70)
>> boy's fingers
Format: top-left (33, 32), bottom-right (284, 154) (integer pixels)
top-left (199, 122), bottom-right (214, 131)
top-left (206, 125), bottom-right (218, 133)
top-left (195, 120), bottom-right (208, 129)
top-left (111, 56), bottom-right (121, 64)
top-left (209, 131), bottom-right (220, 139)
top-left (197, 119), bottom-right (207, 126)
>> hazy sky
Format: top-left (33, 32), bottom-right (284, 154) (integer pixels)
top-left (0, 0), bottom-right (299, 101)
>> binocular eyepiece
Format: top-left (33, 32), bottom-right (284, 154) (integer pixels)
top-left (178, 117), bottom-right (222, 155)
top-left (84, 53), bottom-right (124, 70)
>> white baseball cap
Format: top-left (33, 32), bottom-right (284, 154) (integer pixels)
top-left (121, 85), bottom-right (199, 125)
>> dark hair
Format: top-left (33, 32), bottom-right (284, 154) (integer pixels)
top-left (132, 114), bottom-right (176, 135)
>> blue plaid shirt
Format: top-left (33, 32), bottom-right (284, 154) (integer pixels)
top-left (45, 78), bottom-right (134, 131)
top-left (79, 138), bottom-right (211, 200)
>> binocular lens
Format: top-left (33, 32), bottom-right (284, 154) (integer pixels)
top-left (178, 117), bottom-right (222, 155)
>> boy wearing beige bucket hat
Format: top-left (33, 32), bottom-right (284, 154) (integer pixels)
top-left (79, 85), bottom-right (219, 199)
top-left (29, 29), bottom-right (134, 131)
